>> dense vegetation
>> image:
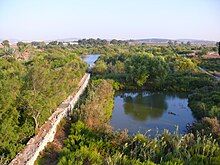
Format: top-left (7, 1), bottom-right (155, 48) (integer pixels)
top-left (1, 39), bottom-right (219, 164)
top-left (188, 83), bottom-right (220, 141)
top-left (59, 41), bottom-right (220, 164)
top-left (76, 79), bottom-right (114, 130)
top-left (189, 84), bottom-right (220, 119)
top-left (59, 123), bottom-right (220, 164)
top-left (0, 47), bottom-right (86, 163)
top-left (54, 79), bottom-right (220, 164)
top-left (199, 58), bottom-right (220, 72)
top-left (93, 53), bottom-right (215, 93)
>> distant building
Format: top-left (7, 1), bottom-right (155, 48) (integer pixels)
top-left (69, 41), bottom-right (78, 45)
top-left (63, 41), bottom-right (78, 46)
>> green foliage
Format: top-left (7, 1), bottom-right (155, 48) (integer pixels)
top-left (20, 50), bottom-right (86, 129)
top-left (0, 58), bottom-right (33, 163)
top-left (190, 117), bottom-right (220, 142)
top-left (1, 42), bottom-right (220, 164)
top-left (59, 121), bottom-right (220, 164)
top-left (92, 60), bottom-right (107, 74)
top-left (78, 38), bottom-right (109, 46)
top-left (187, 81), bottom-right (220, 141)
top-left (170, 56), bottom-right (197, 72)
top-left (17, 42), bottom-right (28, 53)
top-left (77, 79), bottom-right (114, 131)
top-left (1, 40), bottom-right (14, 56)
top-left (189, 84), bottom-right (220, 119)
top-left (92, 52), bottom-right (202, 91)
top-left (163, 72), bottom-right (215, 92)
top-left (1, 40), bottom-right (10, 48)
top-left (125, 54), bottom-right (151, 87)
top-left (200, 58), bottom-right (220, 72)
top-left (0, 48), bottom-right (86, 163)
top-left (31, 41), bottom-right (46, 49)
top-left (196, 48), bottom-right (208, 57)
top-left (58, 72), bottom-right (220, 164)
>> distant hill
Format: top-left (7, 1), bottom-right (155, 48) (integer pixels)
top-left (128, 38), bottom-right (217, 46)
top-left (129, 38), bottom-right (170, 43)
top-left (177, 39), bottom-right (216, 45)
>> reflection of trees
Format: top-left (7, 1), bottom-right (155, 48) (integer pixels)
top-left (122, 92), bottom-right (168, 121)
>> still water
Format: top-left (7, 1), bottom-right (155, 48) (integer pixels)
top-left (110, 91), bottom-right (196, 136)
top-left (81, 54), bottom-right (100, 67)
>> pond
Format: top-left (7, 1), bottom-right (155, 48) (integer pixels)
top-left (81, 54), bottom-right (100, 67)
top-left (110, 91), bottom-right (196, 136)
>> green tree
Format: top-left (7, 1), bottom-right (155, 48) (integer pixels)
top-left (1, 40), bottom-right (13, 55)
top-left (93, 60), bottom-right (107, 74)
top-left (172, 57), bottom-right (197, 72)
top-left (125, 55), bottom-right (150, 87)
top-left (187, 41), bottom-right (191, 46)
top-left (49, 41), bottom-right (58, 46)
top-left (1, 40), bottom-right (10, 48)
top-left (148, 56), bottom-right (169, 87)
top-left (58, 42), bottom-right (64, 47)
top-left (17, 42), bottom-right (28, 57)
top-left (115, 61), bottom-right (125, 74)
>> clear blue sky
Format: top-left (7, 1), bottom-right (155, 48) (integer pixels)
top-left (0, 0), bottom-right (219, 41)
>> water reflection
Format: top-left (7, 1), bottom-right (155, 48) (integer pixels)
top-left (110, 91), bottom-right (196, 135)
top-left (81, 54), bottom-right (100, 67)
top-left (121, 92), bottom-right (167, 121)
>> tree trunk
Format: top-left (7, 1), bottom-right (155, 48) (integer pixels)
top-left (33, 113), bottom-right (39, 133)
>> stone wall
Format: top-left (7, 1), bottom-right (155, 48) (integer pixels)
top-left (10, 73), bottom-right (90, 165)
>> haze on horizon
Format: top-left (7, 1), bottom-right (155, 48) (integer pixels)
top-left (0, 0), bottom-right (220, 41)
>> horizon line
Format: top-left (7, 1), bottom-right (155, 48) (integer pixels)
top-left (0, 37), bottom-right (218, 43)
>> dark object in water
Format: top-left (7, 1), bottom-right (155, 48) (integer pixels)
top-left (168, 112), bottom-right (177, 115)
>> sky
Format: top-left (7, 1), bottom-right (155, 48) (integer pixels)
top-left (0, 0), bottom-right (220, 41)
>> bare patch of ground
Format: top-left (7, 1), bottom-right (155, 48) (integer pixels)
top-left (203, 53), bottom-right (220, 59)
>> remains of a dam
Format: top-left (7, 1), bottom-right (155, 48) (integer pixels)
top-left (10, 73), bottom-right (90, 165)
